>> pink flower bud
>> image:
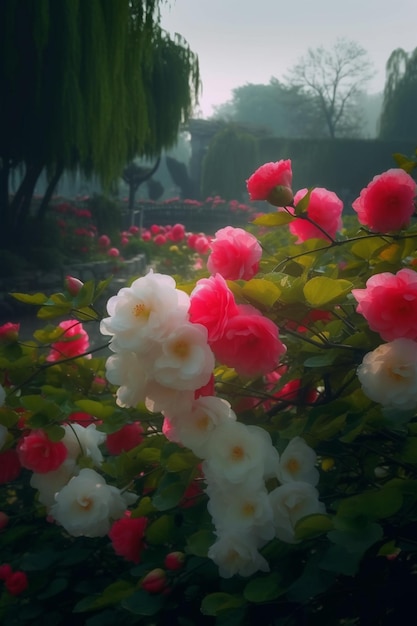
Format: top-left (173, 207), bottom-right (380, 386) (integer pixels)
top-left (0, 512), bottom-right (9, 530)
top-left (5, 570), bottom-right (28, 595)
top-left (164, 551), bottom-right (185, 571)
top-left (65, 276), bottom-right (84, 296)
top-left (141, 568), bottom-right (167, 594)
top-left (0, 322), bottom-right (20, 343)
top-left (0, 563), bottom-right (12, 580)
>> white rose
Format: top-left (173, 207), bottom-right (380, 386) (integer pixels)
top-left (105, 352), bottom-right (147, 408)
top-left (357, 338), bottom-right (417, 410)
top-left (100, 270), bottom-right (189, 353)
top-left (30, 459), bottom-right (77, 509)
top-left (50, 468), bottom-right (135, 537)
top-left (269, 481), bottom-right (326, 544)
top-left (279, 436), bottom-right (319, 486)
top-left (208, 532), bottom-right (270, 578)
top-left (63, 423), bottom-right (106, 466)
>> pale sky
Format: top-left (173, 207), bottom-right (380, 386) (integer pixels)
top-left (159, 0), bottom-right (417, 117)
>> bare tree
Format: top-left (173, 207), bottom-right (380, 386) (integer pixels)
top-left (285, 39), bottom-right (375, 138)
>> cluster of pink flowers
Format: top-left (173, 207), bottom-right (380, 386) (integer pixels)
top-left (0, 563), bottom-right (28, 596)
top-left (46, 320), bottom-right (90, 362)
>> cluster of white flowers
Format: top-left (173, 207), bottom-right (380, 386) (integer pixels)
top-left (102, 270), bottom-right (325, 576)
top-left (101, 270), bottom-right (215, 413)
top-left (166, 393), bottom-right (324, 577)
top-left (30, 423), bottom-right (135, 536)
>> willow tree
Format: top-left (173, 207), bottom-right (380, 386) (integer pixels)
top-left (379, 47), bottom-right (417, 142)
top-left (0, 0), bottom-right (199, 247)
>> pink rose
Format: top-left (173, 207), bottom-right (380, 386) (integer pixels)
top-left (65, 275), bottom-right (83, 296)
top-left (107, 247), bottom-right (120, 257)
top-left (194, 235), bottom-right (210, 254)
top-left (352, 168), bottom-right (416, 232)
top-left (129, 225), bottom-right (140, 235)
top-left (98, 234), bottom-right (111, 248)
top-left (47, 320), bottom-right (89, 362)
top-left (5, 570), bottom-right (28, 596)
top-left (211, 305), bottom-right (287, 377)
top-left (153, 234), bottom-right (166, 246)
top-left (0, 322), bottom-right (20, 343)
top-left (0, 449), bottom-right (21, 484)
top-left (207, 226), bottom-right (262, 280)
top-left (289, 187), bottom-right (343, 243)
top-left (189, 274), bottom-right (239, 342)
top-left (352, 268), bottom-right (417, 341)
top-left (109, 515), bottom-right (148, 563)
top-left (141, 230), bottom-right (152, 242)
top-left (168, 223), bottom-right (186, 243)
top-left (17, 429), bottom-right (67, 473)
top-left (246, 160), bottom-right (293, 206)
top-left (106, 422), bottom-right (144, 455)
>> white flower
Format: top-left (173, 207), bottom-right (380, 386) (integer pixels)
top-left (63, 423), bottom-right (106, 466)
top-left (0, 383), bottom-right (5, 407)
top-left (357, 338), bottom-right (417, 410)
top-left (208, 532), bottom-right (270, 578)
top-left (30, 459), bottom-right (77, 509)
top-left (100, 270), bottom-right (190, 353)
top-left (279, 436), bottom-right (319, 486)
top-left (50, 468), bottom-right (135, 537)
top-left (269, 481), bottom-right (326, 544)
top-left (105, 352), bottom-right (147, 408)
top-left (207, 482), bottom-right (275, 543)
top-left (166, 396), bottom-right (235, 458)
top-left (152, 322), bottom-right (214, 391)
top-left (144, 380), bottom-right (194, 415)
top-left (203, 422), bottom-right (275, 484)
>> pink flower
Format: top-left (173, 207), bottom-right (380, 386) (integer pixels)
top-left (141, 230), bottom-right (152, 242)
top-left (189, 274), bottom-right (239, 342)
top-left (150, 224), bottom-right (161, 235)
top-left (5, 571), bottom-right (28, 596)
top-left (120, 236), bottom-right (130, 246)
top-left (129, 225), bottom-right (140, 235)
top-left (246, 160), bottom-right (293, 206)
top-left (289, 187), bottom-right (343, 243)
top-left (352, 169), bottom-right (416, 232)
top-left (207, 226), bottom-right (262, 280)
top-left (108, 515), bottom-right (148, 563)
top-left (352, 268), bottom-right (417, 341)
top-left (211, 305), bottom-right (287, 377)
top-left (153, 234), bottom-right (166, 246)
top-left (169, 223), bottom-right (186, 243)
top-left (141, 568), bottom-right (167, 593)
top-left (106, 422), bottom-right (144, 455)
top-left (47, 320), bottom-right (89, 362)
top-left (164, 551), bottom-right (185, 571)
top-left (0, 564), bottom-right (12, 580)
top-left (98, 234), bottom-right (111, 248)
top-left (107, 247), bottom-right (120, 257)
top-left (0, 322), bottom-right (20, 343)
top-left (194, 235), bottom-right (210, 254)
top-left (17, 430), bottom-right (67, 473)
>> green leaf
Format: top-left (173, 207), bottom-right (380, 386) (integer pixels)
top-left (243, 572), bottom-right (284, 602)
top-left (201, 592), bottom-right (245, 616)
top-left (73, 280), bottom-right (95, 307)
top-left (75, 399), bottom-right (115, 420)
top-left (152, 482), bottom-right (186, 511)
top-left (294, 514), bottom-right (334, 541)
top-left (73, 581), bottom-right (135, 612)
top-left (393, 152), bottom-right (417, 173)
top-left (163, 450), bottom-right (198, 472)
top-left (252, 211), bottom-right (293, 226)
top-left (121, 589), bottom-right (165, 616)
top-left (10, 292), bottom-right (48, 305)
top-left (242, 279), bottom-right (281, 307)
top-left (186, 529), bottom-right (215, 557)
top-left (145, 514), bottom-right (175, 545)
top-left (133, 496), bottom-right (157, 517)
top-left (337, 488), bottom-right (403, 520)
top-left (303, 276), bottom-right (353, 307)
top-left (294, 187), bottom-right (314, 215)
top-left (37, 578), bottom-right (68, 599)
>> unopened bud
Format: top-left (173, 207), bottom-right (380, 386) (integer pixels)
top-left (266, 185), bottom-right (294, 208)
top-left (164, 551), bottom-right (185, 571)
top-left (65, 276), bottom-right (83, 296)
top-left (141, 568), bottom-right (167, 594)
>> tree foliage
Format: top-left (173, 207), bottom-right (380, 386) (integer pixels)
top-left (285, 39), bottom-right (374, 139)
top-left (379, 47), bottom-right (417, 141)
top-left (0, 0), bottom-right (200, 244)
top-left (201, 126), bottom-right (259, 200)
top-left (212, 78), bottom-right (324, 138)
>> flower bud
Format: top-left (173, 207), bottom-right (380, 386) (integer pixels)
top-left (0, 512), bottom-right (9, 531)
top-left (266, 185), bottom-right (294, 208)
top-left (5, 570), bottom-right (28, 595)
top-left (65, 276), bottom-right (84, 296)
top-left (164, 551), bottom-right (185, 571)
top-left (141, 568), bottom-right (167, 594)
top-left (0, 563), bottom-right (12, 580)
top-left (0, 322), bottom-right (20, 343)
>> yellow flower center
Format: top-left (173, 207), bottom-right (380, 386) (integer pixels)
top-left (285, 458), bottom-right (300, 474)
top-left (172, 340), bottom-right (189, 359)
top-left (242, 501), bottom-right (256, 517)
top-left (196, 414), bottom-right (210, 431)
top-left (133, 303), bottom-right (150, 319)
top-left (230, 445), bottom-right (245, 462)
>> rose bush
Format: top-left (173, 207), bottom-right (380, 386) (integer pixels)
top-left (1, 152), bottom-right (417, 624)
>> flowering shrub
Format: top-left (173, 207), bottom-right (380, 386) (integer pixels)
top-left (1, 155), bottom-right (417, 624)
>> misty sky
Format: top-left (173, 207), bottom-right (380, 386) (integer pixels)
top-left (160, 0), bottom-right (417, 117)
